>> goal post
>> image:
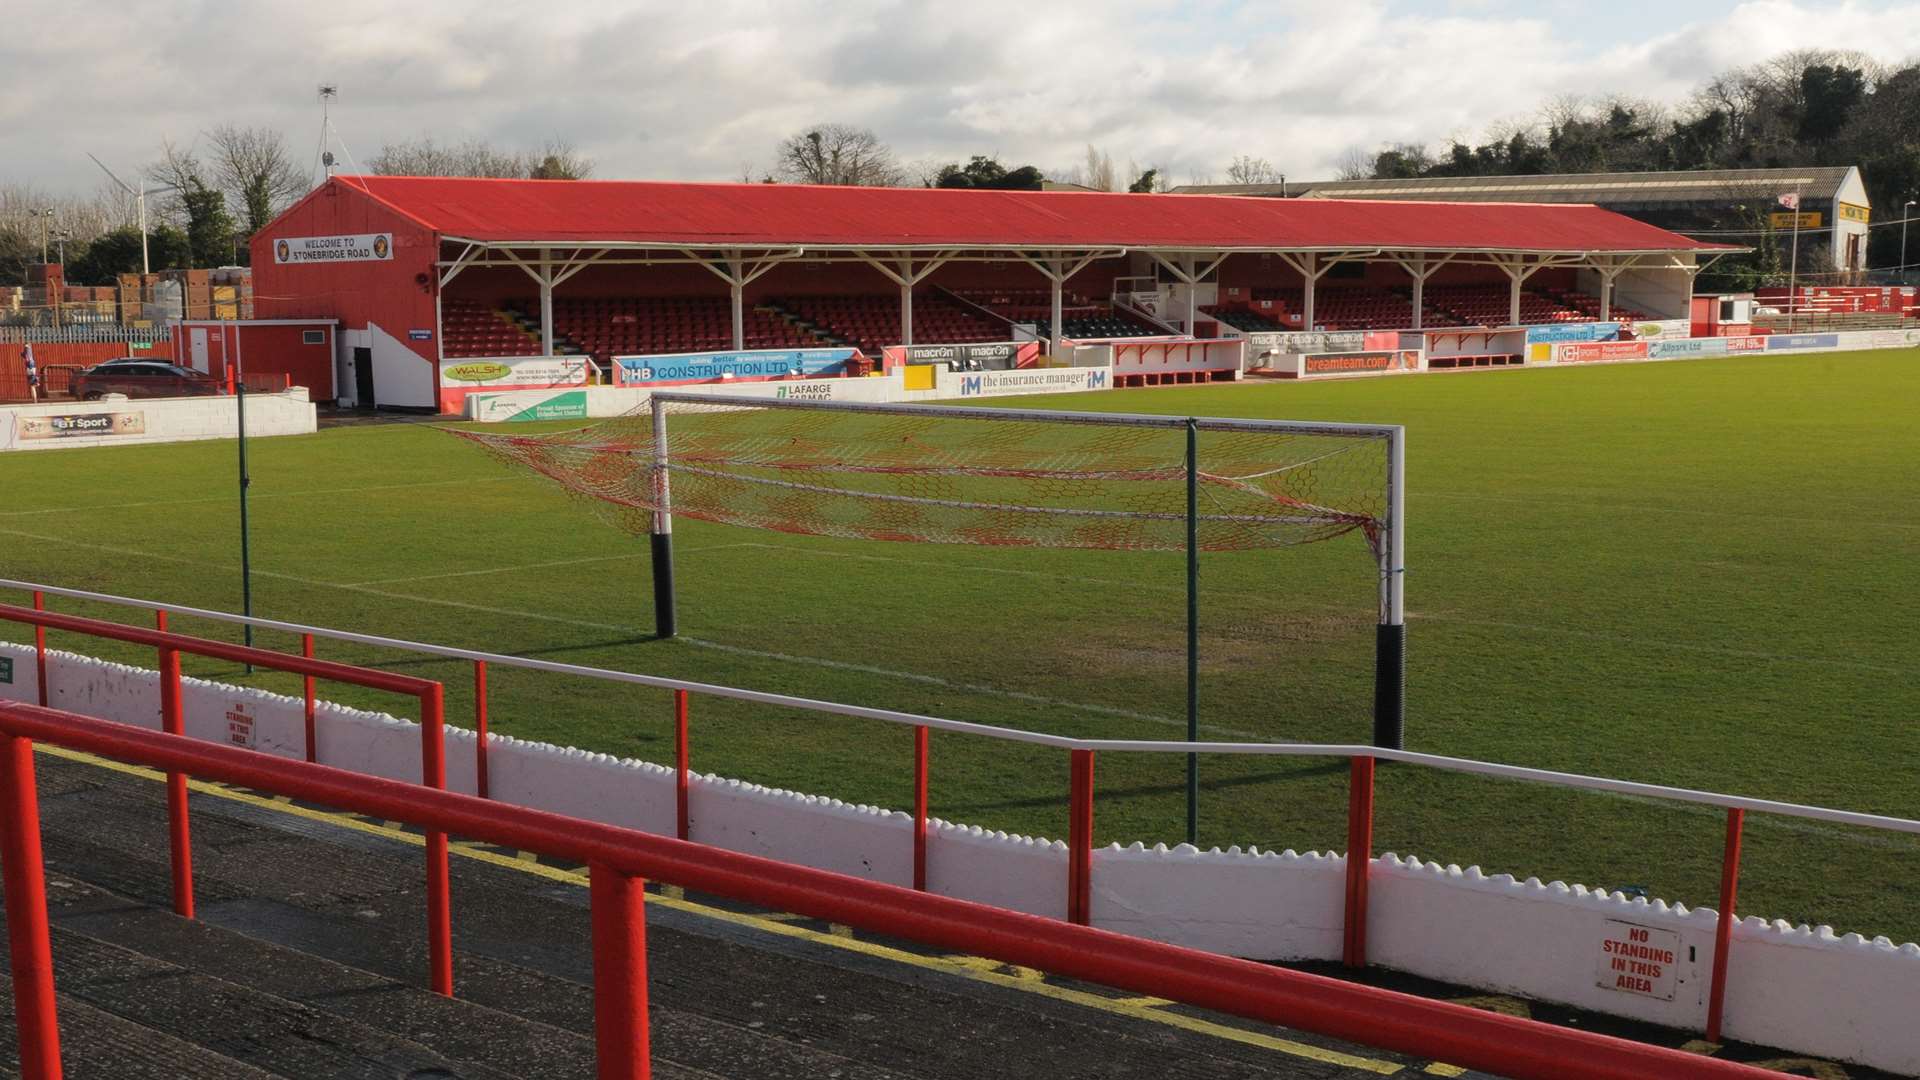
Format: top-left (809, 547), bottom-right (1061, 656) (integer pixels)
top-left (649, 397), bottom-right (676, 639)
top-left (454, 391), bottom-right (1408, 760)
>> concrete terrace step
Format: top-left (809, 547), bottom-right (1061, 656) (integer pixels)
top-left (0, 972), bottom-right (283, 1080)
top-left (9, 923), bottom-right (524, 1080)
top-left (17, 752), bottom-right (1401, 1079)
top-left (41, 871), bottom-right (599, 1080)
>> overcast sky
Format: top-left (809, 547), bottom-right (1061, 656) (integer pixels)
top-left (4, 0), bottom-right (1920, 197)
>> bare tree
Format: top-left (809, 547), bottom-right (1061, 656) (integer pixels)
top-left (208, 125), bottom-right (307, 234)
top-left (1082, 145), bottom-right (1117, 192)
top-left (901, 157), bottom-right (947, 189)
top-left (1224, 155), bottom-right (1282, 185)
top-left (370, 136), bottom-right (529, 178)
top-left (0, 184), bottom-right (123, 253)
top-left (147, 140), bottom-right (204, 225)
top-left (527, 139), bottom-right (594, 180)
top-left (1333, 145), bottom-right (1375, 180)
top-left (773, 125), bottom-right (904, 186)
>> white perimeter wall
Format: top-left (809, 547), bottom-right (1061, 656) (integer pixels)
top-left (6, 642), bottom-right (1916, 1074)
top-left (0, 390), bottom-right (317, 452)
top-left (465, 366), bottom-right (1117, 420)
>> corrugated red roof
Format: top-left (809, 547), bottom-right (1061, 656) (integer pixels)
top-left (336, 175), bottom-right (1737, 254)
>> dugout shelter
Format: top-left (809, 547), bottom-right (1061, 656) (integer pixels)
top-left (249, 176), bottom-right (1736, 411)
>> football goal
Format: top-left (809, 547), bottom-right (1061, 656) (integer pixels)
top-left (454, 390), bottom-right (1406, 831)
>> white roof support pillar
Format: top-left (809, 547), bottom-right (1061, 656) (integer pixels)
top-left (1583, 254), bottom-right (1647, 322)
top-left (1387, 252), bottom-right (1456, 331)
top-left (1018, 250), bottom-right (1114, 359)
top-left (1272, 251), bottom-right (1339, 330)
top-left (1489, 254), bottom-right (1548, 327)
top-left (537, 250), bottom-right (555, 355)
top-left (727, 252), bottom-right (745, 349)
top-left (1144, 250), bottom-right (1231, 335)
top-left (1051, 263), bottom-right (1063, 356)
top-left (689, 249), bottom-right (803, 351)
top-left (498, 247), bottom-right (607, 357)
top-left (856, 252), bottom-right (956, 350)
top-left (438, 243), bottom-right (483, 289)
top-left (1304, 253), bottom-right (1317, 329)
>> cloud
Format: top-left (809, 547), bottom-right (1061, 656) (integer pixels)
top-left (2, 0), bottom-right (1918, 195)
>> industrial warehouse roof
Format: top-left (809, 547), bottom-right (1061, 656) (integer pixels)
top-left (331, 175), bottom-right (1736, 255)
top-left (1173, 166), bottom-right (1860, 207)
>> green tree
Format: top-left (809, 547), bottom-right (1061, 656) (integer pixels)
top-left (181, 178), bottom-right (235, 268)
top-left (208, 125), bottom-right (306, 241)
top-left (1371, 144), bottom-right (1431, 178)
top-left (1664, 110), bottom-right (1730, 169)
top-left (0, 226), bottom-right (33, 286)
top-left (63, 225), bottom-right (191, 284)
top-left (1128, 167), bottom-right (1159, 193)
top-left (1798, 64), bottom-right (1867, 145)
top-left (933, 156), bottom-right (1045, 190)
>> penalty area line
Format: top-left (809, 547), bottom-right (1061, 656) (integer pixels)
top-left (0, 524), bottom-right (1213, 734)
top-left (0, 475), bottom-right (530, 518)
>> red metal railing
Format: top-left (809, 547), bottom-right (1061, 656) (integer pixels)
top-left (10, 580), bottom-right (1920, 1057)
top-left (0, 701), bottom-right (1789, 1080)
top-left (0, 600), bottom-right (453, 995)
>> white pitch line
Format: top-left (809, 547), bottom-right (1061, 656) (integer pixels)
top-left (1415, 490), bottom-right (1920, 532)
top-left (0, 475), bottom-right (529, 518)
top-left (675, 636), bottom-right (1258, 736)
top-left (721, 540), bottom-right (1913, 676)
top-left (0, 525), bottom-right (1222, 733)
top-left (1412, 611), bottom-right (1909, 675)
top-left (726, 542), bottom-right (1188, 594)
top-left (344, 548), bottom-right (756, 588)
top-left (7, 522), bottom-right (1918, 850)
top-left (5, 519), bottom-right (1904, 679)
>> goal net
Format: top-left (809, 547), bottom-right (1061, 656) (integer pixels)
top-left (452, 391), bottom-right (1406, 746)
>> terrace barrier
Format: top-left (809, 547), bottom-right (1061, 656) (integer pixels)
top-left (0, 700), bottom-right (1795, 1080)
top-left (6, 579), bottom-right (1920, 1051)
top-left (0, 598), bottom-right (454, 995)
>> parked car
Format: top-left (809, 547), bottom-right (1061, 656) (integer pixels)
top-left (70, 359), bottom-right (224, 401)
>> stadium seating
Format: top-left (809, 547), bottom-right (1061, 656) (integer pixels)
top-left (539, 296), bottom-right (827, 365)
top-left (951, 288), bottom-right (1168, 340)
top-left (1545, 289), bottom-right (1653, 322)
top-left (770, 293), bottom-right (1008, 356)
top-left (1423, 285), bottom-right (1588, 327)
top-left (1201, 305), bottom-right (1286, 332)
top-left (1209, 285), bottom-right (1633, 332)
top-left (440, 299), bottom-right (545, 357)
top-left (1234, 287), bottom-right (1465, 331)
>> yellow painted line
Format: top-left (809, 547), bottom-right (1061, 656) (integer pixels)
top-left (1679, 1040), bottom-right (1723, 1056)
top-left (1747, 1060), bottom-right (1849, 1079)
top-left (1423, 1065), bottom-right (1467, 1077)
top-left (36, 745), bottom-right (1405, 1076)
top-left (1110, 995), bottom-right (1174, 1008)
top-left (1447, 994), bottom-right (1532, 1019)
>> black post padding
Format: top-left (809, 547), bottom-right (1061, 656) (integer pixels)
top-left (1372, 622), bottom-right (1405, 750)
top-left (651, 532), bottom-right (677, 639)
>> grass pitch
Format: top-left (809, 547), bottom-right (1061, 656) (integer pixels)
top-left (3, 348), bottom-right (1917, 942)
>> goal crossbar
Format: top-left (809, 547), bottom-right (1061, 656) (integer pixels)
top-left (646, 389), bottom-right (1402, 440)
